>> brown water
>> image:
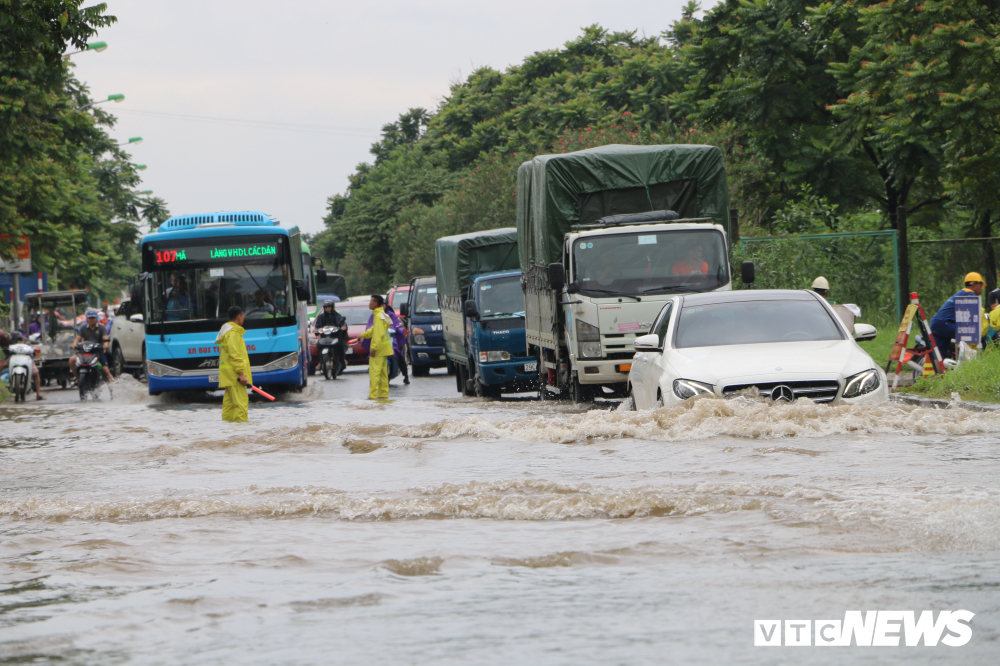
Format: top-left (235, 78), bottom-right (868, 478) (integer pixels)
top-left (2, 370), bottom-right (999, 664)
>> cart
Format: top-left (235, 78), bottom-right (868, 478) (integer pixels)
top-left (23, 290), bottom-right (90, 388)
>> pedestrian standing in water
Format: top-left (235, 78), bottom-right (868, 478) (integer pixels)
top-left (360, 294), bottom-right (394, 399)
top-left (384, 303), bottom-right (409, 384)
top-left (217, 305), bottom-right (251, 422)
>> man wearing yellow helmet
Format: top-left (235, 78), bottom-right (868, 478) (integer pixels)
top-left (930, 272), bottom-right (987, 358)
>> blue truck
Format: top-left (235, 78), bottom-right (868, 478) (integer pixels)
top-left (435, 229), bottom-right (536, 398)
top-left (401, 275), bottom-right (446, 377)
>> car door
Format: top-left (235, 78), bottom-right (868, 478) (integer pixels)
top-left (637, 301), bottom-right (674, 407)
top-left (111, 301), bottom-right (131, 358)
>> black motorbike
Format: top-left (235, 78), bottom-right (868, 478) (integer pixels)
top-left (317, 326), bottom-right (344, 380)
top-left (75, 342), bottom-right (104, 400)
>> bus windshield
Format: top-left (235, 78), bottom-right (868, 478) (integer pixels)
top-left (144, 236), bottom-right (293, 325)
top-left (572, 229), bottom-right (729, 297)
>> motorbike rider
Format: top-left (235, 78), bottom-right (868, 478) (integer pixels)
top-left (70, 308), bottom-right (115, 389)
top-left (0, 330), bottom-right (45, 400)
top-left (313, 299), bottom-right (347, 369)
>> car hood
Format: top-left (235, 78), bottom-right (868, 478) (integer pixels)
top-left (666, 340), bottom-right (874, 386)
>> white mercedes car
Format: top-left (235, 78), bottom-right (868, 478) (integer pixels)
top-left (626, 289), bottom-right (888, 409)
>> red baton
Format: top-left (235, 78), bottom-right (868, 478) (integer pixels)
top-left (250, 385), bottom-right (275, 401)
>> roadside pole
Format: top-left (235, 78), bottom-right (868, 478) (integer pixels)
top-left (897, 206), bottom-right (910, 315)
top-left (11, 272), bottom-right (20, 333)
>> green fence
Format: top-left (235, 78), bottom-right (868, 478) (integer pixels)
top-left (733, 230), bottom-right (901, 322)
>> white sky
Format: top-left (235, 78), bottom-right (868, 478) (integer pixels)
top-left (74, 0), bottom-right (701, 235)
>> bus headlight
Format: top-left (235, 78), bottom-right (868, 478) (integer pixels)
top-left (263, 352), bottom-right (299, 371)
top-left (843, 369), bottom-right (880, 398)
top-left (147, 360), bottom-right (183, 377)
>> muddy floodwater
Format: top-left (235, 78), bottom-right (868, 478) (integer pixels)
top-left (2, 369), bottom-right (999, 664)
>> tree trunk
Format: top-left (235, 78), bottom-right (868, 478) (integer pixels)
top-left (980, 209), bottom-right (996, 294)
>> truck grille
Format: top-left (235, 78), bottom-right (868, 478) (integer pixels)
top-left (722, 379), bottom-right (841, 403)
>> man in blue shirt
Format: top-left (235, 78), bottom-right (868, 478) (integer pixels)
top-left (930, 272), bottom-right (986, 358)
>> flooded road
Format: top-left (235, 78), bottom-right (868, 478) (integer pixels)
top-left (2, 368), bottom-right (999, 664)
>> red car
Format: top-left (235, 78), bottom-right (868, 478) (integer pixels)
top-left (307, 302), bottom-right (377, 372)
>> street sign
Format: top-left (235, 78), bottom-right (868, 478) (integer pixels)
top-left (954, 293), bottom-right (981, 347)
top-left (0, 235), bottom-right (31, 272)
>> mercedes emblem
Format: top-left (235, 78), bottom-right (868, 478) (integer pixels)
top-left (770, 385), bottom-right (795, 402)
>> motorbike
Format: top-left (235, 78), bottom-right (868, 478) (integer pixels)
top-left (317, 326), bottom-right (345, 380)
top-left (6, 343), bottom-right (36, 403)
top-left (74, 342), bottom-right (105, 400)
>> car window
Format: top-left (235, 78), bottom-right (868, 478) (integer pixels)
top-left (118, 301), bottom-right (131, 318)
top-left (652, 301), bottom-right (673, 346)
top-left (338, 306), bottom-right (373, 326)
top-left (674, 299), bottom-right (844, 349)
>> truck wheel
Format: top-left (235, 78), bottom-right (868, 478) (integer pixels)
top-left (455, 366), bottom-right (464, 394)
top-left (412, 364), bottom-right (430, 377)
top-left (475, 375), bottom-right (501, 400)
top-left (571, 377), bottom-right (594, 404)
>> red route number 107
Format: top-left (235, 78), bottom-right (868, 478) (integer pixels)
top-left (155, 249), bottom-right (186, 263)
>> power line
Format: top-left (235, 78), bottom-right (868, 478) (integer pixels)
top-left (116, 109), bottom-right (381, 137)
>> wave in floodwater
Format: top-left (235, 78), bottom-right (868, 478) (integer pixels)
top-left (3, 479), bottom-right (998, 551)
top-left (173, 398), bottom-right (1000, 453)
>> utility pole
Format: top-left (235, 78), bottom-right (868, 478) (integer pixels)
top-left (11, 272), bottom-right (20, 333)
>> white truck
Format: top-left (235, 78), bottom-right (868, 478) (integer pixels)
top-left (517, 143), bottom-right (751, 402)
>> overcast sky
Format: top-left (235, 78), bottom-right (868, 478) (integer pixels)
top-left (73, 0), bottom-right (703, 235)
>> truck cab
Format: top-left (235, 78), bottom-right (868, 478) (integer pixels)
top-left (456, 270), bottom-right (536, 398)
top-left (403, 276), bottom-right (446, 376)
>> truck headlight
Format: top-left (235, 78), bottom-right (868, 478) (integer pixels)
top-left (673, 379), bottom-right (715, 400)
top-left (480, 351), bottom-right (510, 362)
top-left (577, 320), bottom-right (601, 357)
top-left (842, 369), bottom-right (880, 398)
top-left (412, 327), bottom-right (427, 345)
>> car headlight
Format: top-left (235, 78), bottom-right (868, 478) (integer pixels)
top-left (673, 379), bottom-right (715, 400)
top-left (843, 369), bottom-right (880, 398)
top-left (480, 351), bottom-right (511, 362)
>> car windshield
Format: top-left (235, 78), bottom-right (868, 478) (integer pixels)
top-left (573, 229), bottom-right (728, 297)
top-left (413, 284), bottom-right (439, 314)
top-left (478, 275), bottom-right (524, 317)
top-left (390, 289), bottom-right (410, 310)
top-left (674, 299), bottom-right (845, 348)
top-left (338, 306), bottom-right (373, 326)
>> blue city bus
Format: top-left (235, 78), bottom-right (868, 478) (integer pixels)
top-left (139, 211), bottom-right (311, 396)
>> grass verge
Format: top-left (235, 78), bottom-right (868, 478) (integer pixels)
top-left (897, 347), bottom-right (1000, 403)
top-left (856, 313), bottom-right (897, 370)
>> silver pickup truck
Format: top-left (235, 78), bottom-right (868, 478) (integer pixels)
top-left (109, 299), bottom-right (146, 379)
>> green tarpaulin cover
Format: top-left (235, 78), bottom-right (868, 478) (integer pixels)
top-left (517, 144), bottom-right (730, 269)
top-left (435, 228), bottom-right (519, 300)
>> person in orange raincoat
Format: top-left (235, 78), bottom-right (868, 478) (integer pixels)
top-left (217, 306), bottom-right (252, 421)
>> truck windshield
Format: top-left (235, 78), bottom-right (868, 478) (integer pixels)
top-left (413, 284), bottom-right (440, 314)
top-left (478, 275), bottom-right (524, 317)
top-left (675, 299), bottom-right (844, 348)
top-left (572, 229), bottom-right (728, 297)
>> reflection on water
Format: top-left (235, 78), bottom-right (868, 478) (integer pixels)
top-left (2, 373), bottom-right (999, 664)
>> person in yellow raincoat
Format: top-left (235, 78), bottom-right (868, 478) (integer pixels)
top-left (360, 294), bottom-right (394, 399)
top-left (217, 306), bottom-right (252, 421)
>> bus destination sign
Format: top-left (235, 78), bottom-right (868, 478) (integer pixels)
top-left (151, 242), bottom-right (280, 265)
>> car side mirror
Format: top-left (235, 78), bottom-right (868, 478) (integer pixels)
top-left (294, 279), bottom-right (309, 301)
top-left (567, 282), bottom-right (580, 294)
top-left (548, 262), bottom-right (565, 291)
top-left (129, 313), bottom-right (143, 323)
top-left (854, 323), bottom-right (877, 342)
top-left (399, 302), bottom-right (409, 317)
top-left (633, 333), bottom-right (660, 351)
top-left (741, 261), bottom-right (755, 285)
top-left (464, 299), bottom-right (479, 319)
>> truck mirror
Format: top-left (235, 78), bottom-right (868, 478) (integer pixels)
top-left (741, 261), bottom-right (756, 285)
top-left (464, 299), bottom-right (479, 319)
top-left (316, 269), bottom-right (327, 282)
top-left (294, 279), bottom-right (309, 301)
top-left (548, 263), bottom-right (566, 291)
top-left (567, 282), bottom-right (580, 294)
top-left (399, 302), bottom-right (409, 317)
